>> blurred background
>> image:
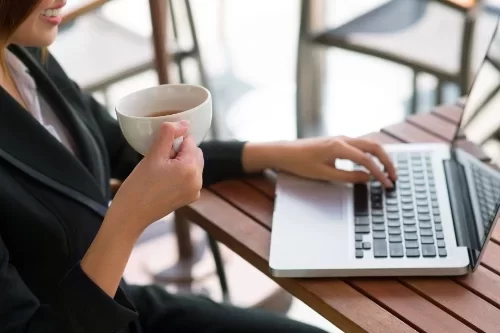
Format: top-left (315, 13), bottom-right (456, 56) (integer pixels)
top-left (51, 1), bottom-right (500, 331)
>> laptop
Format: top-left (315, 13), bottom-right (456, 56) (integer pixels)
top-left (269, 17), bottom-right (500, 278)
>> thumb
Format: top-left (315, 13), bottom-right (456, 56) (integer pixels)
top-left (148, 121), bottom-right (189, 158)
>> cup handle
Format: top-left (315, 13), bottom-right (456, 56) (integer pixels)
top-left (173, 136), bottom-right (184, 153)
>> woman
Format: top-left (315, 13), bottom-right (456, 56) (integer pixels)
top-left (0, 1), bottom-right (397, 332)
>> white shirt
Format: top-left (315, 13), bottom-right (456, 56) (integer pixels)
top-left (6, 50), bottom-right (77, 155)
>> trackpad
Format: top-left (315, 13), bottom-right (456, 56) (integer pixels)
top-left (273, 173), bottom-right (350, 268)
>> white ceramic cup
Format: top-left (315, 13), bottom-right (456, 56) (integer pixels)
top-left (115, 84), bottom-right (212, 155)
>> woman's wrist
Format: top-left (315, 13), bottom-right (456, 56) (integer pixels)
top-left (242, 141), bottom-right (294, 173)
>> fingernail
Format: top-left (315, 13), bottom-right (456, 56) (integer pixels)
top-left (180, 120), bottom-right (190, 127)
top-left (386, 180), bottom-right (394, 188)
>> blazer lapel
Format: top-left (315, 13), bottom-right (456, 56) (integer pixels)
top-left (0, 46), bottom-right (107, 205)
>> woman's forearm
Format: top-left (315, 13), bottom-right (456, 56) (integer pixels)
top-left (242, 141), bottom-right (293, 173)
top-left (80, 210), bottom-right (145, 298)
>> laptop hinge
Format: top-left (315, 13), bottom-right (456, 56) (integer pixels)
top-left (443, 159), bottom-right (479, 269)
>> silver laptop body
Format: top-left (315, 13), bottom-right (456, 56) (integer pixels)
top-left (269, 16), bottom-right (500, 278)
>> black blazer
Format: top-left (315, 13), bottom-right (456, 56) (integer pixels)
top-left (0, 46), bottom-right (247, 333)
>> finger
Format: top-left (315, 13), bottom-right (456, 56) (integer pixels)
top-left (316, 165), bottom-right (370, 183)
top-left (149, 121), bottom-right (189, 158)
top-left (334, 141), bottom-right (393, 187)
top-left (175, 136), bottom-right (199, 160)
top-left (346, 138), bottom-right (397, 181)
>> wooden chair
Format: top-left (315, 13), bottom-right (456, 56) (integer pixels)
top-left (296, 0), bottom-right (497, 138)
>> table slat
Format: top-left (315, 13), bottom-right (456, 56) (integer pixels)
top-left (407, 113), bottom-right (458, 142)
top-left (382, 122), bottom-right (447, 143)
top-left (456, 265), bottom-right (500, 306)
top-left (181, 190), bottom-right (417, 333)
top-left (432, 105), bottom-right (463, 124)
top-left (352, 279), bottom-right (475, 333)
top-left (403, 278), bottom-right (500, 332)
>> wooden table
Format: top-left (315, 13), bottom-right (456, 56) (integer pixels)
top-left (178, 104), bottom-right (500, 333)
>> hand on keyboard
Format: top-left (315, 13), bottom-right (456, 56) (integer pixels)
top-left (268, 136), bottom-right (397, 187)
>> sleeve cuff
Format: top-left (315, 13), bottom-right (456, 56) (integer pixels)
top-left (55, 262), bottom-right (138, 333)
top-left (200, 140), bottom-right (252, 186)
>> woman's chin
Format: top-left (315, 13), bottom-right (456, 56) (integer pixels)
top-left (11, 30), bottom-right (58, 48)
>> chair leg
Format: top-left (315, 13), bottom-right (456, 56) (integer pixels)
top-left (185, 0), bottom-right (219, 139)
top-left (208, 236), bottom-right (231, 303)
top-left (410, 70), bottom-right (419, 114)
top-left (149, 0), bottom-right (170, 85)
top-left (169, 0), bottom-right (186, 83)
top-left (436, 79), bottom-right (444, 106)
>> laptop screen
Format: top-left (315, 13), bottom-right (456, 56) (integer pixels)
top-left (455, 15), bottom-right (500, 259)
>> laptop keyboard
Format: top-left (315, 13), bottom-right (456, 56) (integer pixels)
top-left (471, 165), bottom-right (500, 228)
top-left (354, 152), bottom-right (446, 259)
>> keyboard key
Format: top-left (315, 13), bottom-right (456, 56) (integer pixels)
top-left (356, 242), bottom-right (363, 249)
top-left (422, 245), bottom-right (437, 257)
top-left (402, 204), bottom-right (414, 211)
top-left (373, 231), bottom-right (386, 239)
top-left (403, 211), bottom-right (415, 218)
top-left (386, 206), bottom-right (399, 213)
top-left (416, 200), bottom-right (428, 206)
top-left (387, 213), bottom-right (400, 220)
top-left (403, 219), bottom-right (416, 225)
top-left (417, 207), bottom-right (430, 214)
top-left (389, 235), bottom-right (402, 243)
top-left (435, 223), bottom-right (443, 231)
top-left (363, 242), bottom-right (372, 250)
top-left (354, 184), bottom-right (369, 216)
top-left (355, 250), bottom-right (364, 258)
top-left (416, 193), bottom-right (427, 200)
top-left (355, 217), bottom-right (370, 225)
top-left (438, 248), bottom-right (447, 257)
top-left (433, 215), bottom-right (441, 223)
top-left (356, 234), bottom-right (363, 242)
top-left (405, 240), bottom-right (419, 249)
top-left (420, 228), bottom-right (434, 236)
top-left (419, 222), bottom-right (432, 229)
top-left (415, 186), bottom-right (427, 193)
top-left (373, 239), bottom-right (388, 258)
top-left (437, 240), bottom-right (446, 248)
top-left (436, 231), bottom-right (445, 239)
top-left (372, 216), bottom-right (385, 224)
top-left (432, 208), bottom-right (440, 215)
top-left (388, 220), bottom-right (401, 227)
top-left (401, 190), bottom-right (412, 197)
top-left (401, 196), bottom-right (413, 204)
top-left (421, 236), bottom-right (435, 244)
top-left (400, 183), bottom-right (411, 190)
top-left (355, 226), bottom-right (370, 233)
top-left (432, 201), bottom-right (439, 208)
top-left (389, 243), bottom-right (404, 257)
top-left (386, 198), bottom-right (398, 205)
top-left (399, 176), bottom-right (410, 183)
top-left (405, 233), bottom-right (418, 241)
top-left (406, 249), bottom-right (420, 257)
top-left (388, 227), bottom-right (401, 235)
top-left (372, 210), bottom-right (384, 216)
top-left (418, 214), bottom-right (431, 221)
top-left (386, 191), bottom-right (397, 199)
top-left (404, 225), bottom-right (417, 233)
top-left (372, 224), bottom-right (386, 231)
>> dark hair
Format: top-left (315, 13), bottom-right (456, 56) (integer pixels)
top-left (0, 0), bottom-right (42, 66)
